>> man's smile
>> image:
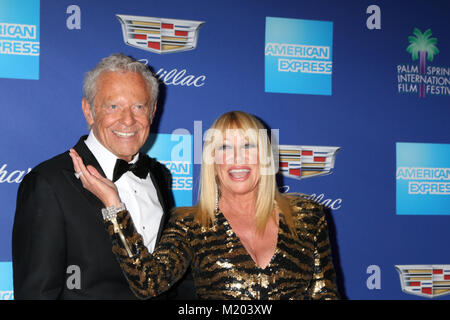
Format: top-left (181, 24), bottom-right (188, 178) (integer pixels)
top-left (113, 130), bottom-right (137, 138)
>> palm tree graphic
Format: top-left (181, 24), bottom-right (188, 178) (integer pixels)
top-left (406, 28), bottom-right (439, 98)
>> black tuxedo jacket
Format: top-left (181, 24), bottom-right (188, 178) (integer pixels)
top-left (12, 136), bottom-right (179, 299)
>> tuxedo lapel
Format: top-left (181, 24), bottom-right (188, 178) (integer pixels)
top-left (73, 135), bottom-right (106, 177)
top-left (65, 136), bottom-right (106, 216)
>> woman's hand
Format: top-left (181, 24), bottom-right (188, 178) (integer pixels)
top-left (69, 148), bottom-right (121, 208)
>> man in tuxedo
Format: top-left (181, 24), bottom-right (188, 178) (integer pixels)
top-left (12, 53), bottom-right (192, 299)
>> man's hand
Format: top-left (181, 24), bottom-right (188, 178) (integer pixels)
top-left (69, 149), bottom-right (121, 208)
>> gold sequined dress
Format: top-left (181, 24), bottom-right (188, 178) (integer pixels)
top-left (105, 196), bottom-right (339, 300)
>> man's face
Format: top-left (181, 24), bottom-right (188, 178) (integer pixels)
top-left (82, 71), bottom-right (155, 162)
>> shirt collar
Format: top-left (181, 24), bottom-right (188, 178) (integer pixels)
top-left (84, 130), bottom-right (139, 181)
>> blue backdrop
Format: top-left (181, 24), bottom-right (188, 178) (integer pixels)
top-left (1, 0), bottom-right (449, 300)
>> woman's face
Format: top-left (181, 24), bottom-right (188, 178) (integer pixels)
top-left (214, 129), bottom-right (260, 197)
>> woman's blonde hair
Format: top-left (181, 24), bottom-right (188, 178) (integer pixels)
top-left (180, 111), bottom-right (296, 235)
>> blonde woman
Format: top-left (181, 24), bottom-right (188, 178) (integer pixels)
top-left (69, 111), bottom-right (339, 300)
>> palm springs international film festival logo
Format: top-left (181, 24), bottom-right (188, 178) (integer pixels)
top-left (0, 0), bottom-right (40, 80)
top-left (396, 142), bottom-right (450, 215)
top-left (397, 28), bottom-right (450, 98)
top-left (395, 265), bottom-right (450, 298)
top-left (265, 17), bottom-right (333, 96)
top-left (116, 14), bottom-right (204, 54)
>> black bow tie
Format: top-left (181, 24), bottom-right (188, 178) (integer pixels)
top-left (112, 154), bottom-right (149, 182)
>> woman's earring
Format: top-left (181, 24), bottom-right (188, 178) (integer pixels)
top-left (215, 185), bottom-right (219, 214)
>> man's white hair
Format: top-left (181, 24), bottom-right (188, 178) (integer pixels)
top-left (83, 53), bottom-right (159, 117)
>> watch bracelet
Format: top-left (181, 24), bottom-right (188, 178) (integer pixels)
top-left (101, 202), bottom-right (127, 221)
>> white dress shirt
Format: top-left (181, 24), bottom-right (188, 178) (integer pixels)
top-left (84, 130), bottom-right (163, 253)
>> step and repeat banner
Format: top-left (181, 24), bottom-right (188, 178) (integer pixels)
top-left (0, 0), bottom-right (449, 300)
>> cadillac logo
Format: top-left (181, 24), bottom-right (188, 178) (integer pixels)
top-left (277, 145), bottom-right (339, 179)
top-left (116, 14), bottom-right (204, 54)
top-left (395, 265), bottom-right (450, 298)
